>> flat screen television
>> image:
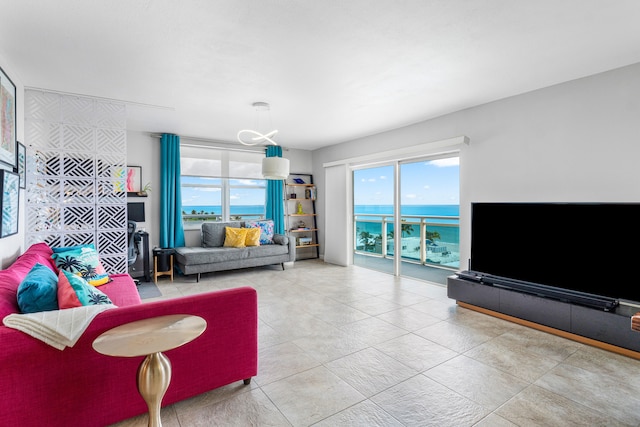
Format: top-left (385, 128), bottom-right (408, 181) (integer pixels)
top-left (468, 202), bottom-right (640, 309)
top-left (127, 202), bottom-right (146, 223)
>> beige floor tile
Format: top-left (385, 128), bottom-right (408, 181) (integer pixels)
top-left (535, 363), bottom-right (640, 425)
top-left (325, 347), bottom-right (417, 397)
top-left (413, 320), bottom-right (496, 353)
top-left (495, 385), bottom-right (630, 426)
top-left (371, 374), bottom-right (489, 426)
top-left (423, 354), bottom-right (529, 410)
top-left (176, 388), bottom-right (292, 426)
top-left (312, 400), bottom-right (403, 426)
top-left (374, 333), bottom-right (457, 372)
top-left (463, 336), bottom-right (561, 383)
top-left (261, 366), bottom-right (365, 426)
top-left (255, 341), bottom-right (321, 386)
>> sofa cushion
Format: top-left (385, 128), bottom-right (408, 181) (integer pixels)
top-left (174, 246), bottom-right (249, 266)
top-left (98, 274), bottom-right (142, 307)
top-left (58, 270), bottom-right (113, 308)
top-left (51, 244), bottom-right (110, 286)
top-left (223, 227), bottom-right (248, 248)
top-left (246, 244), bottom-right (289, 258)
top-left (202, 221), bottom-right (242, 247)
top-left (245, 220), bottom-right (274, 245)
top-left (17, 263), bottom-right (59, 314)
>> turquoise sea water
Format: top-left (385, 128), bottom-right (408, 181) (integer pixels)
top-left (183, 204), bottom-right (459, 218)
top-left (355, 204), bottom-right (460, 244)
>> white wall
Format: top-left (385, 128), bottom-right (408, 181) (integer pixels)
top-left (313, 62), bottom-right (640, 268)
top-left (0, 53), bottom-right (25, 268)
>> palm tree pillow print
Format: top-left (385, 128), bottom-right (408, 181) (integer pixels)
top-left (51, 244), bottom-right (110, 286)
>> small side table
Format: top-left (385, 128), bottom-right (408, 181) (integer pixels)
top-left (92, 315), bottom-right (207, 427)
top-left (153, 248), bottom-right (175, 284)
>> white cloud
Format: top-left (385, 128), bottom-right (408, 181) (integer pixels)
top-left (380, 175), bottom-right (387, 180)
top-left (423, 185), bottom-right (430, 190)
top-left (368, 178), bottom-right (376, 182)
top-left (405, 194), bottom-right (417, 199)
top-left (428, 157), bottom-right (459, 167)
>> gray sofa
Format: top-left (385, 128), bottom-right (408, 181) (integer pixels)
top-left (175, 221), bottom-right (295, 281)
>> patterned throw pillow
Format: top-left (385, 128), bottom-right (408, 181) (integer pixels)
top-left (244, 227), bottom-right (261, 246)
top-left (245, 220), bottom-right (274, 245)
top-left (223, 227), bottom-right (249, 248)
top-left (17, 263), bottom-right (59, 314)
top-left (57, 270), bottom-right (113, 308)
top-left (51, 244), bottom-right (110, 286)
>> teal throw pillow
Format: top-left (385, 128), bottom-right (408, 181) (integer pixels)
top-left (17, 263), bottom-right (59, 313)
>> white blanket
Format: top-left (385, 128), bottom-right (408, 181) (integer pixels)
top-left (3, 304), bottom-right (116, 350)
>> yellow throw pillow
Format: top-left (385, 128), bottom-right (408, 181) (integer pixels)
top-left (245, 227), bottom-right (261, 246)
top-left (223, 227), bottom-right (248, 248)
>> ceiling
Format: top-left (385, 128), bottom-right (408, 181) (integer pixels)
top-left (2, 1), bottom-right (640, 151)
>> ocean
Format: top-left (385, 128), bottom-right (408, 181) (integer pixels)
top-left (355, 204), bottom-right (460, 244)
top-left (182, 204), bottom-right (459, 218)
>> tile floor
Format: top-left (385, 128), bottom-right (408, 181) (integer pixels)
top-left (112, 260), bottom-right (640, 426)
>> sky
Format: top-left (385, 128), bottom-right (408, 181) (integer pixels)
top-left (354, 157), bottom-right (459, 206)
top-left (181, 156), bottom-right (459, 207)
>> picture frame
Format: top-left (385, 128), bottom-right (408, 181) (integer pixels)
top-left (0, 169), bottom-right (19, 238)
top-left (126, 165), bottom-right (142, 192)
top-left (16, 141), bottom-right (25, 189)
top-left (0, 66), bottom-right (17, 170)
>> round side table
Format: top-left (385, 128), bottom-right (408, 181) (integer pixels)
top-left (92, 314), bottom-right (207, 427)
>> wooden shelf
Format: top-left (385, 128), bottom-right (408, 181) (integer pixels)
top-left (286, 173), bottom-right (319, 260)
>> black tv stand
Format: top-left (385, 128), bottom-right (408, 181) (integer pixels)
top-left (447, 275), bottom-right (640, 355)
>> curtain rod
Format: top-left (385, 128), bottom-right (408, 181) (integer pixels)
top-left (150, 133), bottom-right (289, 152)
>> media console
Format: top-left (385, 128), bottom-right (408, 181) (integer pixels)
top-left (447, 275), bottom-right (640, 356)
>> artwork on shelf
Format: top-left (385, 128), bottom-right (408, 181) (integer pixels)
top-left (16, 141), bottom-right (25, 189)
top-left (292, 178), bottom-right (305, 184)
top-left (126, 166), bottom-right (142, 192)
top-left (0, 66), bottom-right (16, 169)
top-left (0, 169), bottom-right (19, 238)
top-left (112, 165), bottom-right (126, 193)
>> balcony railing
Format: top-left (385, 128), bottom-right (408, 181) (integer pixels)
top-left (354, 213), bottom-right (460, 269)
top-left (182, 213), bottom-right (265, 229)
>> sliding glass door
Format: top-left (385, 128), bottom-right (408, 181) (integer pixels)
top-left (353, 164), bottom-right (395, 274)
top-left (353, 156), bottom-right (460, 282)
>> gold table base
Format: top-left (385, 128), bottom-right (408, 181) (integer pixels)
top-left (93, 315), bottom-right (207, 427)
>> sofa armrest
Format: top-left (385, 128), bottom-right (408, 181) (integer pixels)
top-left (273, 233), bottom-right (296, 261)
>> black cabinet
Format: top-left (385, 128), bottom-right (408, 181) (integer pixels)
top-left (447, 276), bottom-right (640, 353)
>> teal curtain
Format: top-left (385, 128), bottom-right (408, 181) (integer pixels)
top-left (160, 133), bottom-right (185, 248)
top-left (265, 145), bottom-right (285, 234)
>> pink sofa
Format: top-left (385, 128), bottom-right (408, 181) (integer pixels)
top-left (0, 243), bottom-right (258, 427)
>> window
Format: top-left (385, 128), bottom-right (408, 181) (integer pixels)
top-left (180, 146), bottom-right (266, 228)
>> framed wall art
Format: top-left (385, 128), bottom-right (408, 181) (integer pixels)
top-left (0, 169), bottom-right (19, 238)
top-left (0, 66), bottom-right (16, 170)
top-left (126, 165), bottom-right (142, 192)
top-left (16, 141), bottom-right (25, 189)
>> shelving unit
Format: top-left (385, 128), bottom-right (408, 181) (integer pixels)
top-left (285, 173), bottom-right (319, 260)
